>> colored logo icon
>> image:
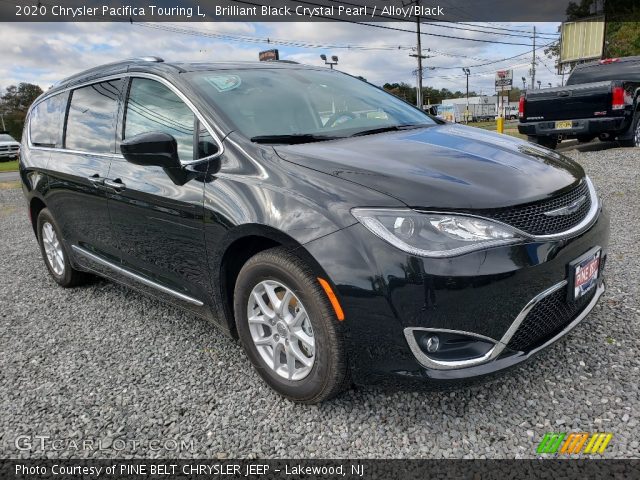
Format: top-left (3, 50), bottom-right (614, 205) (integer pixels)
top-left (537, 432), bottom-right (613, 454)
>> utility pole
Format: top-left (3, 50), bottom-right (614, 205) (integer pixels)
top-left (462, 68), bottom-right (470, 123)
top-left (0, 113), bottom-right (5, 131)
top-left (531, 26), bottom-right (536, 92)
top-left (408, 0), bottom-right (426, 109)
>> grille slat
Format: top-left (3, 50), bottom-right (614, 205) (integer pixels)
top-left (474, 181), bottom-right (591, 235)
top-left (506, 286), bottom-right (595, 352)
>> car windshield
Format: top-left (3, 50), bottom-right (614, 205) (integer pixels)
top-left (0, 134), bottom-right (16, 142)
top-left (188, 68), bottom-right (435, 142)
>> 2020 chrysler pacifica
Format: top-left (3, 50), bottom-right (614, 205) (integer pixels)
top-left (20, 58), bottom-right (609, 403)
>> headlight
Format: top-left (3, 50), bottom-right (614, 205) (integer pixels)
top-left (351, 208), bottom-right (524, 258)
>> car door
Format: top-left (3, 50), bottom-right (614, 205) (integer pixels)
top-left (106, 76), bottom-right (213, 312)
top-left (45, 79), bottom-right (123, 263)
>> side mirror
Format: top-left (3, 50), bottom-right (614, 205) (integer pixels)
top-left (120, 132), bottom-right (182, 169)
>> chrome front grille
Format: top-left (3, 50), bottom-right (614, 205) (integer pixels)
top-left (473, 181), bottom-right (592, 235)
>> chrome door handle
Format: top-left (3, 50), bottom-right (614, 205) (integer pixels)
top-left (103, 179), bottom-right (126, 192)
top-left (87, 174), bottom-right (103, 186)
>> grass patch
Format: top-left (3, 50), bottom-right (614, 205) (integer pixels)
top-left (0, 160), bottom-right (18, 172)
top-left (0, 181), bottom-right (20, 190)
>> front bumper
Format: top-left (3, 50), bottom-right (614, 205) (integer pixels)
top-left (518, 117), bottom-right (630, 138)
top-left (0, 151), bottom-right (19, 159)
top-left (304, 206), bottom-right (610, 386)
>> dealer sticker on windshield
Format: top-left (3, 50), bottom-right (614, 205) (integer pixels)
top-left (569, 248), bottom-right (601, 301)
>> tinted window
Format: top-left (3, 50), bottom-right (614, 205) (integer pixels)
top-left (124, 78), bottom-right (195, 161)
top-left (567, 59), bottom-right (640, 85)
top-left (65, 80), bottom-right (122, 153)
top-left (30, 92), bottom-right (68, 147)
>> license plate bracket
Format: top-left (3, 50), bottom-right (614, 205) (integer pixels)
top-left (568, 247), bottom-right (601, 302)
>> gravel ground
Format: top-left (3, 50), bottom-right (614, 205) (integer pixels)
top-left (0, 147), bottom-right (639, 459)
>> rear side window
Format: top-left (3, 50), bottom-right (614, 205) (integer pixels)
top-left (65, 80), bottom-right (122, 153)
top-left (567, 60), bottom-right (640, 85)
top-left (124, 78), bottom-right (195, 162)
top-left (29, 92), bottom-right (68, 147)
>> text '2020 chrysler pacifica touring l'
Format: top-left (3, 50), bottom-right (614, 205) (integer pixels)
top-left (20, 58), bottom-right (609, 403)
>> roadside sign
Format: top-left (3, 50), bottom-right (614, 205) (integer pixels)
top-left (259, 49), bottom-right (279, 61)
top-left (495, 69), bottom-right (513, 90)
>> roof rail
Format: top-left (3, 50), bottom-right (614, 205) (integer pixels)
top-left (137, 56), bottom-right (164, 63)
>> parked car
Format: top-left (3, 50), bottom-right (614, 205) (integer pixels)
top-left (21, 58), bottom-right (609, 402)
top-left (0, 132), bottom-right (20, 160)
top-left (518, 56), bottom-right (640, 149)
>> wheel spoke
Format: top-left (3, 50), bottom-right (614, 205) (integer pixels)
top-left (288, 308), bottom-right (307, 328)
top-left (286, 346), bottom-right (296, 380)
top-left (292, 328), bottom-right (315, 350)
top-left (253, 336), bottom-right (272, 347)
top-left (248, 314), bottom-right (270, 325)
top-left (252, 290), bottom-right (275, 319)
top-left (289, 342), bottom-right (313, 368)
top-left (263, 283), bottom-right (283, 313)
top-left (272, 342), bottom-right (284, 371)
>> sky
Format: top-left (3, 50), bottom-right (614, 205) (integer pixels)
top-left (0, 21), bottom-right (564, 100)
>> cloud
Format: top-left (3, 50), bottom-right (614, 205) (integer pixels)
top-left (0, 21), bottom-right (563, 97)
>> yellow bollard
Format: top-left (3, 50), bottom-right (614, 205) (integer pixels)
top-left (496, 116), bottom-right (504, 134)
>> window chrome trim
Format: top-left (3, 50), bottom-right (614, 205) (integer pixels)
top-left (72, 245), bottom-right (204, 307)
top-left (27, 72), bottom-right (225, 166)
top-left (404, 279), bottom-right (605, 370)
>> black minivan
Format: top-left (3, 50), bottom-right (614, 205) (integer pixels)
top-left (21, 58), bottom-right (609, 403)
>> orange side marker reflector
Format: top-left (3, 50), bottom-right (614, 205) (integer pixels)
top-left (317, 277), bottom-right (345, 321)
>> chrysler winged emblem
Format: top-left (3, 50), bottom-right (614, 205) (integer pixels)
top-left (543, 195), bottom-right (587, 217)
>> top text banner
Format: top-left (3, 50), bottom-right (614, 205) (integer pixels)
top-left (2, 0), bottom-right (583, 22)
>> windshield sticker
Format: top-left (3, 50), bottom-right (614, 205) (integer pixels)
top-left (204, 75), bottom-right (242, 92)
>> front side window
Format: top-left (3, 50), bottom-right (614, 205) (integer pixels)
top-left (187, 68), bottom-right (436, 141)
top-left (30, 92), bottom-right (68, 147)
top-left (65, 80), bottom-right (122, 153)
top-left (124, 78), bottom-right (195, 162)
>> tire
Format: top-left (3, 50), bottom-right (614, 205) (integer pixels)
top-left (234, 247), bottom-right (349, 403)
top-left (37, 208), bottom-right (92, 288)
top-left (619, 112), bottom-right (640, 148)
top-left (527, 135), bottom-right (557, 150)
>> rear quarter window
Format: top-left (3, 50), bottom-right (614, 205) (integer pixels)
top-left (65, 80), bottom-right (123, 153)
top-left (29, 92), bottom-right (68, 147)
top-left (567, 60), bottom-right (640, 85)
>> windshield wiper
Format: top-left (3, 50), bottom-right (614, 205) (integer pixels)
top-left (250, 134), bottom-right (338, 144)
top-left (350, 124), bottom-right (430, 137)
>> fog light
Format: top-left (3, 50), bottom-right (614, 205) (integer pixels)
top-left (421, 335), bottom-right (440, 353)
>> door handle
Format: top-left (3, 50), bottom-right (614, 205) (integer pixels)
top-left (87, 174), bottom-right (104, 186)
top-left (104, 178), bottom-right (126, 192)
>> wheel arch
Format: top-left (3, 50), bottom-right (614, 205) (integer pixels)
top-left (29, 196), bottom-right (47, 236)
top-left (214, 224), bottom-right (335, 338)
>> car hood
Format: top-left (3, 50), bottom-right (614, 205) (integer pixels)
top-left (273, 124), bottom-right (584, 209)
top-left (0, 141), bottom-right (19, 146)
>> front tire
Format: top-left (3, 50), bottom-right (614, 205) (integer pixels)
top-left (234, 247), bottom-right (349, 403)
top-left (37, 208), bottom-right (92, 288)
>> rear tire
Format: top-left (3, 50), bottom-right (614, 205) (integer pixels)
top-left (37, 208), bottom-right (92, 288)
top-left (234, 247), bottom-right (349, 403)
top-left (619, 112), bottom-right (640, 148)
top-left (528, 135), bottom-right (558, 150)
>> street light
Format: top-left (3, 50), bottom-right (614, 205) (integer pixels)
top-left (462, 68), bottom-right (470, 123)
top-left (521, 76), bottom-right (526, 90)
top-left (320, 54), bottom-right (338, 69)
top-left (537, 80), bottom-right (541, 89)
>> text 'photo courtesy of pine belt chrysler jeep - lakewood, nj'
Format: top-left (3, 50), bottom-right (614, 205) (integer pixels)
top-left (19, 57), bottom-right (609, 403)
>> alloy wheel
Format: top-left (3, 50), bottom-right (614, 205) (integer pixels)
top-left (42, 222), bottom-right (65, 276)
top-left (247, 279), bottom-right (315, 380)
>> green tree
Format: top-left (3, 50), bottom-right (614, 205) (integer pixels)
top-left (0, 82), bottom-right (43, 139)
